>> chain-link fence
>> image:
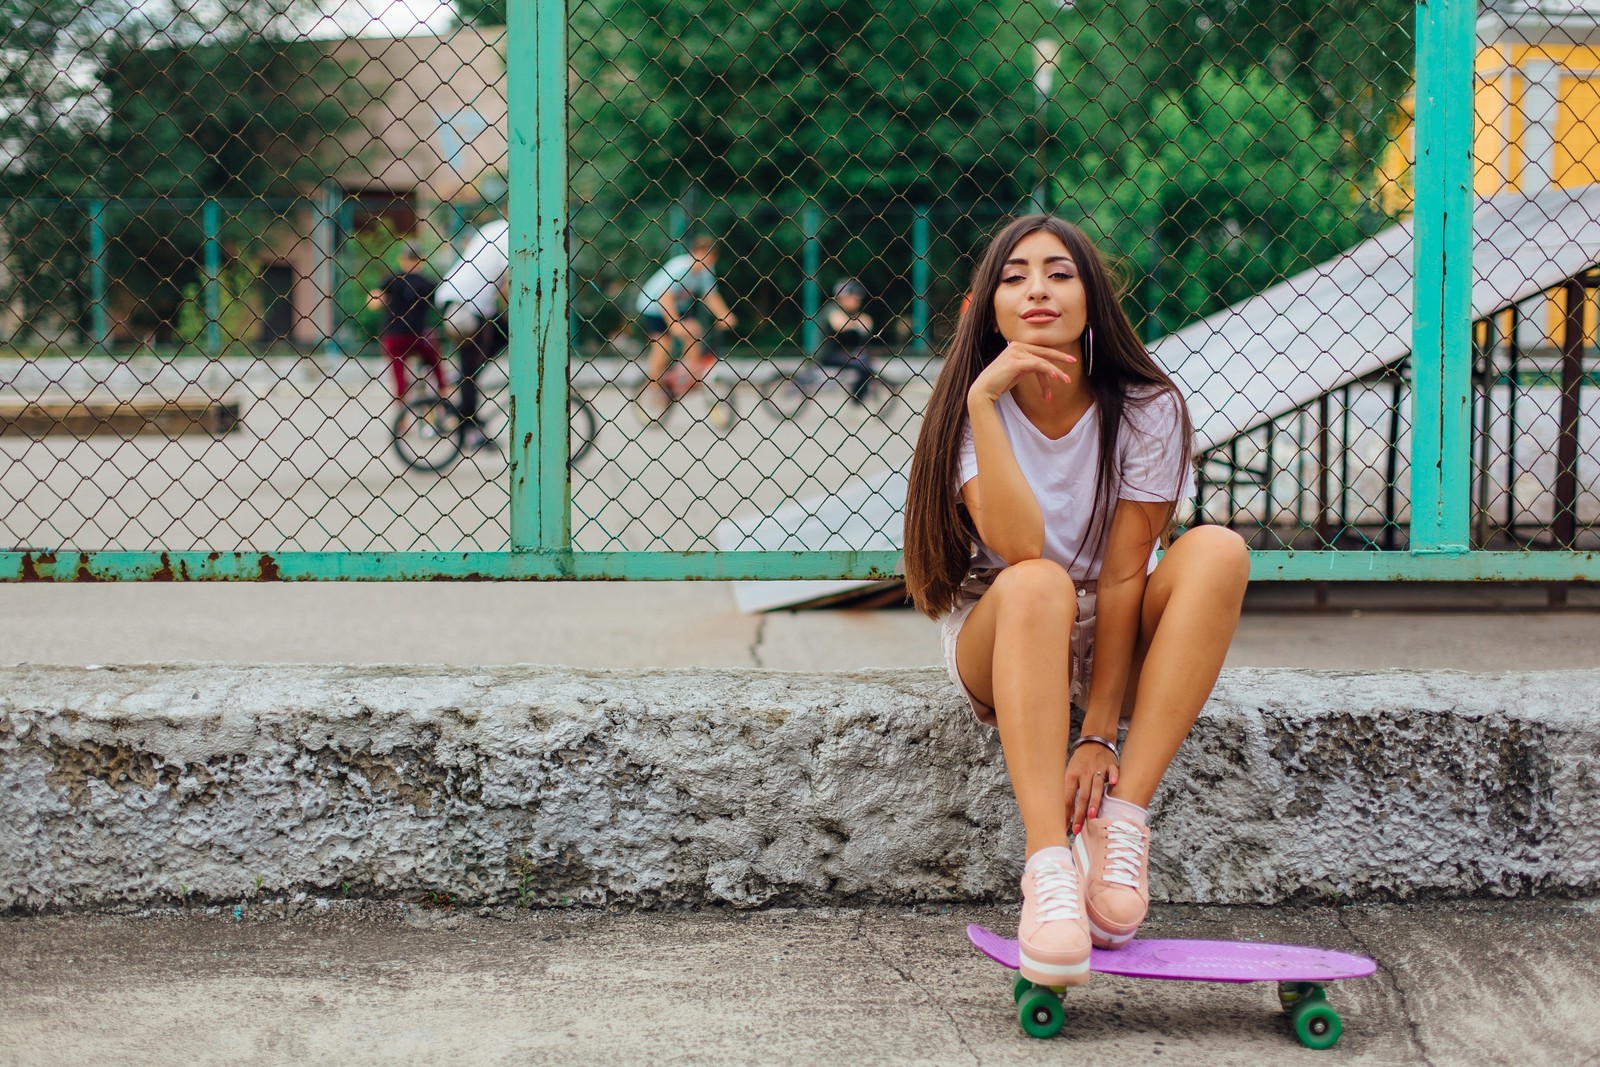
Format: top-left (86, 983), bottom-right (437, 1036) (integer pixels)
top-left (1, 0), bottom-right (1597, 583)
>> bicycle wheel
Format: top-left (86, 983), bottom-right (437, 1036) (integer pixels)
top-left (392, 396), bottom-right (464, 472)
top-left (861, 375), bottom-right (905, 421)
top-left (570, 393), bottom-right (598, 465)
top-left (702, 372), bottom-right (739, 434)
top-left (760, 375), bottom-right (811, 421)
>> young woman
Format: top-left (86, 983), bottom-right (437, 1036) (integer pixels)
top-left (904, 215), bottom-right (1249, 987)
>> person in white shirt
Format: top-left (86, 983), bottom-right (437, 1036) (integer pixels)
top-left (635, 235), bottom-right (738, 410)
top-left (903, 215), bottom-right (1249, 988)
top-left (436, 219), bottom-right (509, 452)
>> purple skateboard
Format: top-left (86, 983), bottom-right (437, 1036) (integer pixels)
top-left (968, 924), bottom-right (1375, 1049)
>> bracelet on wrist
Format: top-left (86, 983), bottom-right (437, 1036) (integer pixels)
top-left (1070, 734), bottom-right (1120, 761)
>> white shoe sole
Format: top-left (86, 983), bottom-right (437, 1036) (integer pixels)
top-left (1076, 837), bottom-right (1143, 948)
top-left (1018, 951), bottom-right (1091, 986)
top-left (1088, 919), bottom-right (1137, 947)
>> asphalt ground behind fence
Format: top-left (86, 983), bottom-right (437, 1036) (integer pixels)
top-left (0, 355), bottom-right (928, 555)
top-left (7, 353), bottom-right (1600, 558)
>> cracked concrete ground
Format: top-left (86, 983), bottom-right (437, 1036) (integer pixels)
top-left (3, 900), bottom-right (1596, 1067)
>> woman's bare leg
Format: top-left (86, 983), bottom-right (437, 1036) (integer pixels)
top-left (955, 558), bottom-right (1079, 857)
top-left (1114, 526), bottom-right (1250, 807)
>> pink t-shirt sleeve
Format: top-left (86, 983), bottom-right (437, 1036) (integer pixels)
top-left (1117, 389), bottom-right (1194, 503)
top-left (957, 419), bottom-right (978, 488)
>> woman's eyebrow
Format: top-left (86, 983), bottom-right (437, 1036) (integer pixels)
top-left (1003, 255), bottom-right (1076, 266)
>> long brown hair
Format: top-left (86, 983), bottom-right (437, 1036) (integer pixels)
top-left (903, 215), bottom-right (1193, 618)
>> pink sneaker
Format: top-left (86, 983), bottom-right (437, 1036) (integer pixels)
top-left (1016, 856), bottom-right (1092, 986)
top-left (1074, 818), bottom-right (1151, 948)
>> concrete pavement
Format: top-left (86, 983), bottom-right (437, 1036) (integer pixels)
top-left (3, 899), bottom-right (1595, 1066)
top-left (2, 580), bottom-right (1598, 671)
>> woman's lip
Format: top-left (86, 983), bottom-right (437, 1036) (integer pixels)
top-left (1020, 310), bottom-right (1060, 322)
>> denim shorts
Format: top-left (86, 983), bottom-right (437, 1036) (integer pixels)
top-left (639, 311), bottom-right (669, 337)
top-left (939, 568), bottom-right (1098, 728)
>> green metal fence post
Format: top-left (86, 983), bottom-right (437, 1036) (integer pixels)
top-left (315, 183), bottom-right (341, 357)
top-left (507, 0), bottom-right (571, 560)
top-left (336, 196), bottom-right (357, 351)
top-left (1409, 0), bottom-right (1474, 555)
top-left (912, 205), bottom-right (930, 351)
top-left (668, 200), bottom-right (688, 257)
top-left (87, 198), bottom-right (109, 350)
top-left (203, 198), bottom-right (222, 355)
top-left (802, 202), bottom-right (821, 357)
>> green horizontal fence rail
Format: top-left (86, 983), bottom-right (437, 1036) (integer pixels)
top-left (3, 0), bottom-right (1599, 583)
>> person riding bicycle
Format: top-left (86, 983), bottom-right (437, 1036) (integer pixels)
top-left (636, 235), bottom-right (738, 413)
top-left (368, 245), bottom-right (444, 404)
top-left (817, 277), bottom-right (877, 404)
top-left (436, 219), bottom-right (509, 453)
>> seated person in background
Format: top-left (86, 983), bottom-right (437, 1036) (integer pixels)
top-left (819, 277), bottom-right (876, 402)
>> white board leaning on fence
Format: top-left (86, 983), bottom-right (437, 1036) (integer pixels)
top-left (720, 184), bottom-right (1600, 611)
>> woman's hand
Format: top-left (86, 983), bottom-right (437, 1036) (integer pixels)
top-left (968, 341), bottom-right (1076, 407)
top-left (1065, 741), bottom-right (1119, 836)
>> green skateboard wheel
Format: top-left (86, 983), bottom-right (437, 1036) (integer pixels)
top-left (1291, 1000), bottom-right (1343, 1050)
top-left (1017, 986), bottom-right (1066, 1039)
top-left (1012, 974), bottom-right (1035, 1005)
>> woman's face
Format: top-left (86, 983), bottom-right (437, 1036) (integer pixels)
top-left (991, 228), bottom-right (1088, 351)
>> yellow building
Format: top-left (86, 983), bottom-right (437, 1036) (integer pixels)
top-left (1384, 3), bottom-right (1600, 344)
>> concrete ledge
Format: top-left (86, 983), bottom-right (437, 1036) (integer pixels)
top-left (0, 396), bottom-right (242, 438)
top-left (2, 665), bottom-right (1597, 911)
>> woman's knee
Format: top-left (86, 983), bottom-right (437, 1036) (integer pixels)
top-left (989, 558), bottom-right (1079, 623)
top-left (1172, 525), bottom-right (1250, 587)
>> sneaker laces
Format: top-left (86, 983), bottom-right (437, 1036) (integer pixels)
top-left (1031, 860), bottom-right (1082, 922)
top-left (1102, 822), bottom-right (1147, 888)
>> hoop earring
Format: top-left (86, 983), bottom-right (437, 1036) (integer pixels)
top-left (1084, 326), bottom-right (1094, 379)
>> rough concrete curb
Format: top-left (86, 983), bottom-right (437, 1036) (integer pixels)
top-left (2, 665), bottom-right (1596, 911)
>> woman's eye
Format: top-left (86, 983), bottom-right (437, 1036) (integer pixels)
top-left (1053, 272), bottom-right (1075, 282)
top-left (1000, 275), bottom-right (1023, 284)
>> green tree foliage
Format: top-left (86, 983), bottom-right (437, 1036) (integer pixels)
top-left (1, 0), bottom-right (116, 342)
top-left (560, 0), bottom-right (1411, 345)
top-left (568, 0), bottom-right (1042, 347)
top-left (1073, 67), bottom-right (1368, 335)
top-left (2, 1), bottom-right (353, 343)
top-left (454, 0), bottom-right (504, 26)
top-left (91, 29), bottom-right (355, 340)
top-left (452, 0), bottom-right (1416, 347)
top-left (1054, 0), bottom-right (1413, 174)
top-left (0, 0), bottom-right (105, 196)
top-left (572, 0), bottom-right (1036, 207)
top-left (1031, 0), bottom-right (1410, 332)
top-left (96, 36), bottom-right (350, 202)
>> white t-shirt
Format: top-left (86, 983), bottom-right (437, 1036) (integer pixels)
top-left (436, 220), bottom-right (509, 321)
top-left (635, 253), bottom-right (717, 314)
top-left (956, 387), bottom-right (1194, 581)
